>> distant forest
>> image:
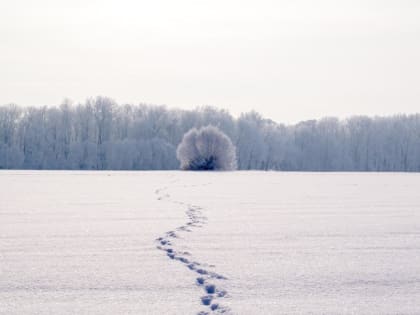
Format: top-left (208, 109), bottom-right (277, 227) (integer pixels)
top-left (1, 97), bottom-right (419, 171)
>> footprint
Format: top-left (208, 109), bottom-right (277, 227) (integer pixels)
top-left (210, 303), bottom-right (219, 311)
top-left (166, 231), bottom-right (177, 238)
top-left (205, 284), bottom-right (216, 294)
top-left (176, 256), bottom-right (190, 264)
top-left (188, 264), bottom-right (197, 270)
top-left (201, 295), bottom-right (213, 306)
top-left (196, 268), bottom-right (209, 275)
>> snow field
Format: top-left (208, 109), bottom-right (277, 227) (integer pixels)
top-left (1, 171), bottom-right (420, 314)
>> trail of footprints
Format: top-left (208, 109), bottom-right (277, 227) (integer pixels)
top-left (155, 186), bottom-right (230, 315)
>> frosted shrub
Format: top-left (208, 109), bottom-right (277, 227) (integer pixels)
top-left (176, 125), bottom-right (237, 171)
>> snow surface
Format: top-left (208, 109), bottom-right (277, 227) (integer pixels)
top-left (1, 171), bottom-right (420, 314)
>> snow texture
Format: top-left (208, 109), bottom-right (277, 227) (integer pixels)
top-left (176, 126), bottom-right (237, 171)
top-left (1, 171), bottom-right (420, 315)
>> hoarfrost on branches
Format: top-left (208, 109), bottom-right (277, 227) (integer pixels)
top-left (1, 98), bottom-right (420, 171)
top-left (176, 125), bottom-right (237, 171)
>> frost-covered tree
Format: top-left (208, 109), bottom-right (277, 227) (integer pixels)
top-left (176, 125), bottom-right (237, 171)
top-left (1, 98), bottom-right (420, 171)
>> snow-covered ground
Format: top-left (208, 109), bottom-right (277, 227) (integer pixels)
top-left (1, 171), bottom-right (420, 314)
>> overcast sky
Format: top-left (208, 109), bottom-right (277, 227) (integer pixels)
top-left (1, 0), bottom-right (419, 123)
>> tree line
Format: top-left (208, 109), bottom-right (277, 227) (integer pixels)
top-left (0, 96), bottom-right (419, 171)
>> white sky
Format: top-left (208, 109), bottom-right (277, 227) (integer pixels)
top-left (1, 0), bottom-right (419, 123)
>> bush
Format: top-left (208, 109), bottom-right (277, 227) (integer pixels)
top-left (176, 125), bottom-right (237, 171)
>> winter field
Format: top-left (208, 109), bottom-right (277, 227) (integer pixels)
top-left (1, 171), bottom-right (420, 315)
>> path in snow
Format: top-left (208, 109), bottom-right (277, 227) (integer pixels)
top-left (155, 183), bottom-right (230, 315)
top-left (3, 171), bottom-right (419, 314)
